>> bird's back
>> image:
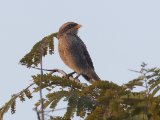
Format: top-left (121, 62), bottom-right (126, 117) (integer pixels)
top-left (58, 34), bottom-right (100, 81)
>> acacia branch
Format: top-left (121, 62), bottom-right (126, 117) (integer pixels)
top-left (31, 66), bottom-right (81, 82)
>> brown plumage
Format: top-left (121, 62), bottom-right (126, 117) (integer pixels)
top-left (58, 22), bottom-right (100, 82)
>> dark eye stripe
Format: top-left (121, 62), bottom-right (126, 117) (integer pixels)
top-left (63, 23), bottom-right (77, 32)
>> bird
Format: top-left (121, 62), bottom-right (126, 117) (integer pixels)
top-left (57, 22), bottom-right (100, 82)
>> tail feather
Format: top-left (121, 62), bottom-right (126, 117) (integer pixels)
top-left (82, 70), bottom-right (100, 82)
top-left (82, 74), bottom-right (90, 81)
top-left (90, 70), bottom-right (100, 81)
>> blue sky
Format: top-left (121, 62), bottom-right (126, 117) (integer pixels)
top-left (0, 0), bottom-right (160, 119)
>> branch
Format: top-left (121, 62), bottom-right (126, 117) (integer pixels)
top-left (30, 66), bottom-right (82, 83)
top-left (43, 107), bottom-right (67, 113)
top-left (34, 107), bottom-right (41, 120)
top-left (128, 69), bottom-right (142, 73)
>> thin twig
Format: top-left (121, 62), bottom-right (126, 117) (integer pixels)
top-left (30, 66), bottom-right (56, 72)
top-left (128, 69), bottom-right (142, 73)
top-left (39, 53), bottom-right (45, 120)
top-left (43, 107), bottom-right (67, 113)
top-left (34, 107), bottom-right (41, 120)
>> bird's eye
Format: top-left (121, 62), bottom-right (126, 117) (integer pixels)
top-left (68, 24), bottom-right (72, 28)
top-left (69, 24), bottom-right (74, 28)
top-left (68, 23), bottom-right (77, 29)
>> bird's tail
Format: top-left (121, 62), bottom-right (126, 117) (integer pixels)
top-left (82, 70), bottom-right (100, 82)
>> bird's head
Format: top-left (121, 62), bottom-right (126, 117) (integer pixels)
top-left (58, 22), bottom-right (82, 38)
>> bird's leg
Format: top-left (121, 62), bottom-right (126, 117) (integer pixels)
top-left (63, 71), bottom-right (76, 79)
top-left (75, 73), bottom-right (82, 79)
top-left (67, 71), bottom-right (76, 77)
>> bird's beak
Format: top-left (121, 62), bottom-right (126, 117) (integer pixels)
top-left (75, 24), bottom-right (82, 29)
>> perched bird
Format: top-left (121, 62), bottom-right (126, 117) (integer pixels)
top-left (58, 22), bottom-right (100, 82)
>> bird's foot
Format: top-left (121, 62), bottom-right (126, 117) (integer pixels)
top-left (74, 74), bottom-right (82, 79)
top-left (63, 72), bottom-right (76, 79)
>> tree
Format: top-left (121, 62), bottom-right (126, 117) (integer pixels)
top-left (0, 32), bottom-right (160, 120)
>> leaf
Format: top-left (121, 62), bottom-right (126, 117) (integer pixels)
top-left (150, 86), bottom-right (160, 97)
top-left (0, 95), bottom-right (17, 120)
top-left (149, 79), bottom-right (160, 93)
top-left (125, 78), bottom-right (144, 89)
top-left (63, 93), bottom-right (78, 119)
top-left (85, 106), bottom-right (105, 120)
top-left (19, 93), bottom-right (25, 102)
top-left (24, 89), bottom-right (32, 99)
top-left (34, 101), bottom-right (41, 107)
top-left (11, 99), bottom-right (16, 114)
top-left (43, 91), bottom-right (69, 110)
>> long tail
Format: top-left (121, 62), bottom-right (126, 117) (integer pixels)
top-left (82, 69), bottom-right (100, 82)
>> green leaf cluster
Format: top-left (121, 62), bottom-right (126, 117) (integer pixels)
top-left (1, 33), bottom-right (160, 120)
top-left (19, 32), bottom-right (57, 67)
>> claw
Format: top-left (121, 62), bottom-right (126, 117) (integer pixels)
top-left (63, 72), bottom-right (76, 79)
top-left (74, 73), bottom-right (82, 79)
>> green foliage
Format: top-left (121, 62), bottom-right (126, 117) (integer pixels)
top-left (1, 33), bottom-right (160, 120)
top-left (0, 83), bottom-right (34, 120)
top-left (19, 93), bottom-right (25, 102)
top-left (0, 95), bottom-right (17, 120)
top-left (32, 64), bottom-right (160, 120)
top-left (11, 99), bottom-right (16, 114)
top-left (19, 32), bottom-right (58, 67)
top-left (24, 89), bottom-right (33, 99)
top-left (29, 66), bottom-right (160, 120)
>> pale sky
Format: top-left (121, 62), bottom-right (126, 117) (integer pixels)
top-left (0, 0), bottom-right (160, 120)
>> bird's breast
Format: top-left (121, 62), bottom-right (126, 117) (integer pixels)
top-left (58, 36), bottom-right (75, 69)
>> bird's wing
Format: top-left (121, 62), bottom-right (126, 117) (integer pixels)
top-left (77, 36), bottom-right (95, 70)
